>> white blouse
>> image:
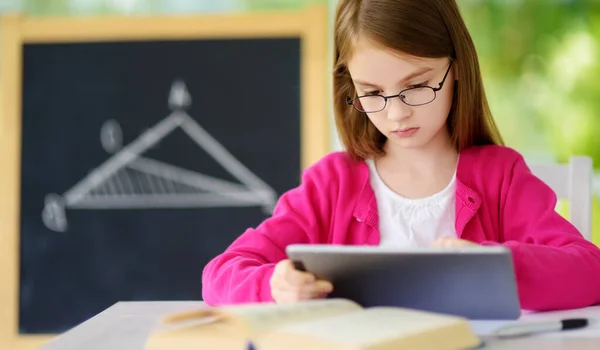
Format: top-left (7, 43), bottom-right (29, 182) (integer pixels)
top-left (365, 159), bottom-right (458, 248)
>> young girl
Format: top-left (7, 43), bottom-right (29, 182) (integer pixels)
top-left (202, 0), bottom-right (600, 311)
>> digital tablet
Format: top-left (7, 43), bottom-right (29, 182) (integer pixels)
top-left (286, 244), bottom-right (521, 320)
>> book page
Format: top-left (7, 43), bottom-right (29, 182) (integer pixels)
top-left (270, 307), bottom-right (476, 347)
top-left (219, 298), bottom-right (362, 333)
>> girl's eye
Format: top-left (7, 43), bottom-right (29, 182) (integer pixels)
top-left (408, 81), bottom-right (429, 89)
top-left (363, 90), bottom-right (381, 96)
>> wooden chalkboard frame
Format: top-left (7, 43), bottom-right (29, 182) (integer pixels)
top-left (0, 5), bottom-right (329, 349)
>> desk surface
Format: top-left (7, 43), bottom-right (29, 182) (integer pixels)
top-left (39, 301), bottom-right (600, 350)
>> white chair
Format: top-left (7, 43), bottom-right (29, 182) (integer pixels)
top-left (527, 156), bottom-right (593, 241)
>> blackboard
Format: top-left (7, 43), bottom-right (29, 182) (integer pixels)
top-left (0, 7), bottom-right (328, 349)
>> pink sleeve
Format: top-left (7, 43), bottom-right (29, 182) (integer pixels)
top-left (486, 154), bottom-right (600, 311)
top-left (201, 157), bottom-right (335, 306)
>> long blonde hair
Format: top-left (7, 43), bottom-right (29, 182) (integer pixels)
top-left (333, 0), bottom-right (504, 159)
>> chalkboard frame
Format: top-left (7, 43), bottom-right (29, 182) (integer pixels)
top-left (0, 6), bottom-right (329, 349)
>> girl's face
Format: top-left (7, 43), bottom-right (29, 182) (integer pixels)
top-left (346, 36), bottom-right (456, 151)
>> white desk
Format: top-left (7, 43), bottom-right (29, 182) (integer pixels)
top-left (39, 301), bottom-right (600, 350)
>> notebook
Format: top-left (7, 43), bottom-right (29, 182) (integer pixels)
top-left (145, 298), bottom-right (482, 350)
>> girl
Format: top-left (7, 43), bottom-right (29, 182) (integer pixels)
top-left (202, 0), bottom-right (600, 311)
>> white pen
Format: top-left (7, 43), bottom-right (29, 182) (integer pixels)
top-left (494, 318), bottom-right (590, 338)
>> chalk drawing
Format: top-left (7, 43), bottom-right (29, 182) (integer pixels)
top-left (42, 80), bottom-right (278, 232)
top-left (100, 119), bottom-right (123, 153)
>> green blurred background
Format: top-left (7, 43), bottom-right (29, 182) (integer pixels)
top-left (1, 0), bottom-right (599, 244)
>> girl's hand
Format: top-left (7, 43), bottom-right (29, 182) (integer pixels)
top-left (270, 259), bottom-right (333, 303)
top-left (432, 237), bottom-right (479, 248)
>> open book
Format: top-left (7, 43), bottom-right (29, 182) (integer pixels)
top-left (145, 298), bottom-right (481, 350)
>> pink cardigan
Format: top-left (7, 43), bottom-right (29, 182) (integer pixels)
top-left (202, 145), bottom-right (600, 311)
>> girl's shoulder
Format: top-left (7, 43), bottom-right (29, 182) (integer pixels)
top-left (460, 144), bottom-right (524, 169)
top-left (271, 151), bottom-right (367, 217)
top-left (458, 145), bottom-right (529, 185)
top-left (461, 144), bottom-right (523, 163)
top-left (303, 151), bottom-right (367, 182)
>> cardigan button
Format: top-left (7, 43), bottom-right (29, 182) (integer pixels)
top-left (468, 197), bottom-right (476, 204)
top-left (356, 218), bottom-right (362, 222)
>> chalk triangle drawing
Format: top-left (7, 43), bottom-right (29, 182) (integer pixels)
top-left (42, 80), bottom-right (278, 232)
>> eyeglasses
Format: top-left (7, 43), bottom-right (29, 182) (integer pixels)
top-left (346, 60), bottom-right (453, 113)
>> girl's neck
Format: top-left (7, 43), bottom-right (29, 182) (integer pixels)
top-left (380, 129), bottom-right (458, 174)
